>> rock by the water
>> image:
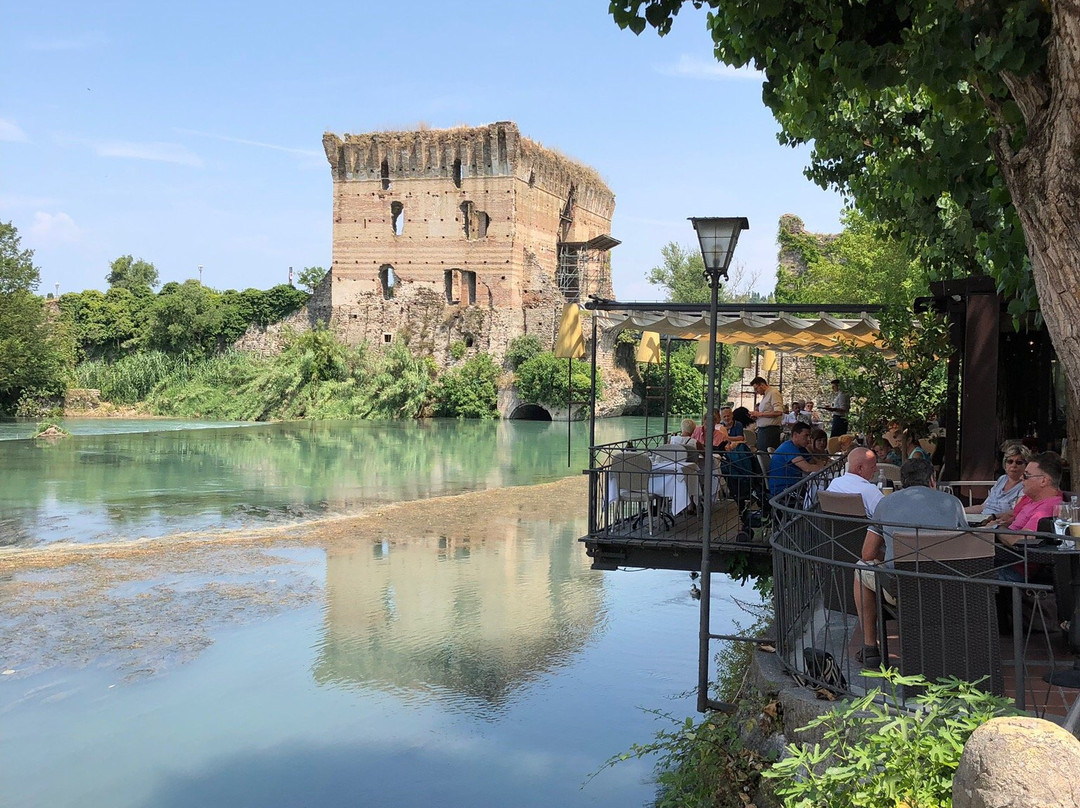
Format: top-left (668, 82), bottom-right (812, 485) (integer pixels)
top-left (34, 426), bottom-right (68, 440)
top-left (953, 716), bottom-right (1080, 808)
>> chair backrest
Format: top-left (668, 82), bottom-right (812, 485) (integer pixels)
top-left (891, 530), bottom-right (994, 565)
top-left (890, 528), bottom-right (1001, 696)
top-left (743, 429), bottom-right (758, 451)
top-left (877, 463), bottom-right (902, 483)
top-left (755, 450), bottom-right (771, 475)
top-left (610, 451), bottom-right (652, 495)
top-left (817, 490), bottom-right (867, 516)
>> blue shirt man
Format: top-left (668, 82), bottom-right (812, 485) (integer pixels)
top-left (767, 422), bottom-right (823, 499)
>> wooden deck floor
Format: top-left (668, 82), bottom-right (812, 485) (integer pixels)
top-left (580, 498), bottom-right (772, 571)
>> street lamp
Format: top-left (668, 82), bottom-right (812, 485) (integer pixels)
top-left (688, 216), bottom-right (749, 714)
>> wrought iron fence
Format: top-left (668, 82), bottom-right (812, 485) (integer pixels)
top-left (769, 461), bottom-right (1080, 727)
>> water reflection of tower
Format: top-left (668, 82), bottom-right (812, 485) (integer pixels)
top-left (312, 516), bottom-right (602, 710)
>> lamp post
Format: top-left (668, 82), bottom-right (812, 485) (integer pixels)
top-left (689, 216), bottom-right (749, 714)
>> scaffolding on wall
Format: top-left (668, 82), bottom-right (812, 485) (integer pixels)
top-left (556, 234), bottom-right (620, 303)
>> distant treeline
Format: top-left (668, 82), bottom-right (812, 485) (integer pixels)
top-left (58, 280), bottom-right (309, 361)
top-left (0, 219), bottom-right (601, 420)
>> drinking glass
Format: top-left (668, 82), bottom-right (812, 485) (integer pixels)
top-left (1054, 502), bottom-right (1072, 536)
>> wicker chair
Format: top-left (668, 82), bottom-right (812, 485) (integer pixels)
top-left (610, 451), bottom-right (662, 536)
top-left (814, 491), bottom-right (869, 616)
top-left (890, 529), bottom-right (1002, 695)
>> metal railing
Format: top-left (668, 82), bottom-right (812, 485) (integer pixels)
top-left (769, 462), bottom-right (1080, 728)
top-left (585, 433), bottom-right (778, 543)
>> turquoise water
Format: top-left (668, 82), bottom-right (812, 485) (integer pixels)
top-left (0, 418), bottom-right (753, 808)
top-left (0, 417), bottom-right (652, 546)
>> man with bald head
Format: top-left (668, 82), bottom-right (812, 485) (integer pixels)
top-left (823, 446), bottom-right (883, 518)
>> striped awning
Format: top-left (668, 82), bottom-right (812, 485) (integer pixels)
top-left (593, 308), bottom-right (884, 356)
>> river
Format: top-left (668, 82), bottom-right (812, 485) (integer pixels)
top-left (0, 418), bottom-right (754, 807)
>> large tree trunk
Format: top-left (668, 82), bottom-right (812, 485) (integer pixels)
top-left (987, 2), bottom-right (1080, 467)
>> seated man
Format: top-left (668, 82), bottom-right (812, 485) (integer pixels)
top-left (987, 451), bottom-right (1065, 582)
top-left (854, 458), bottom-right (966, 668)
top-left (767, 422), bottom-right (826, 500)
top-left (824, 447), bottom-right (884, 518)
top-left (987, 451), bottom-right (1065, 534)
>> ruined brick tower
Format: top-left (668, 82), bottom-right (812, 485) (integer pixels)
top-left (321, 122), bottom-right (618, 364)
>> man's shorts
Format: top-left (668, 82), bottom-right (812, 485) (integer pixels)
top-left (855, 559), bottom-right (897, 606)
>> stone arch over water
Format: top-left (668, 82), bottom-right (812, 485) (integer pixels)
top-left (509, 404), bottom-right (552, 421)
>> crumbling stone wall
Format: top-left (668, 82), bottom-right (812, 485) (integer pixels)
top-left (233, 270), bottom-right (334, 355)
top-left (321, 122), bottom-right (617, 364)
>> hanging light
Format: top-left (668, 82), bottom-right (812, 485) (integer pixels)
top-left (732, 345), bottom-right (752, 368)
top-left (635, 330), bottom-right (662, 364)
top-left (761, 349), bottom-right (778, 372)
top-left (554, 304), bottom-right (585, 359)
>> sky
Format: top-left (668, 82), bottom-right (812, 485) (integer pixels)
top-left (0, 0), bottom-right (846, 301)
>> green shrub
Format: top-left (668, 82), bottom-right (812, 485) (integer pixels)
top-left (449, 339), bottom-right (467, 361)
top-left (432, 353), bottom-right (499, 418)
top-left (505, 334), bottom-right (543, 370)
top-left (640, 358), bottom-right (704, 418)
top-left (75, 351), bottom-right (177, 405)
top-left (514, 351), bottom-right (598, 405)
top-left (765, 669), bottom-right (1017, 807)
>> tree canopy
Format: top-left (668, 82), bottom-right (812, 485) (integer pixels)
top-left (0, 221), bottom-right (40, 295)
top-left (297, 266), bottom-right (327, 293)
top-left (611, 0), bottom-right (1080, 449)
top-left (0, 221), bottom-right (73, 412)
top-left (107, 254), bottom-right (159, 293)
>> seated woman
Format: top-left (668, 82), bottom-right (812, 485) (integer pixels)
top-left (808, 428), bottom-right (830, 462)
top-left (670, 418), bottom-right (697, 447)
top-left (691, 410), bottom-right (729, 452)
top-left (989, 451), bottom-right (1064, 534)
top-left (965, 441), bottom-right (1030, 517)
top-left (990, 451), bottom-right (1065, 583)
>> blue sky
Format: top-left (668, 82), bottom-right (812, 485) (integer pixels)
top-left (1, 1), bottom-right (845, 300)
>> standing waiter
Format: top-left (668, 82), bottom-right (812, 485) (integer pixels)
top-left (824, 378), bottom-right (850, 437)
top-left (750, 376), bottom-right (783, 452)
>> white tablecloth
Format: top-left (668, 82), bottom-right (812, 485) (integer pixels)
top-left (606, 456), bottom-right (700, 516)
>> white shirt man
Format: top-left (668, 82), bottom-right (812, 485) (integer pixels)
top-left (824, 447), bottom-right (883, 518)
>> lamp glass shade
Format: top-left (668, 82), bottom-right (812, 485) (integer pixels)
top-left (635, 330), bottom-right (662, 364)
top-left (688, 217), bottom-right (750, 276)
top-left (554, 304), bottom-right (585, 359)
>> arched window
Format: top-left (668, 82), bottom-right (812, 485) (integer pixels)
top-left (390, 201), bottom-right (403, 236)
top-left (379, 265), bottom-right (396, 300)
top-left (381, 159), bottom-right (391, 191)
top-left (452, 158), bottom-right (462, 189)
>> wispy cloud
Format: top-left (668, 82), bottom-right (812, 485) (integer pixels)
top-left (30, 212), bottom-right (81, 242)
top-left (95, 140), bottom-right (204, 167)
top-left (657, 55), bottom-right (762, 81)
top-left (24, 32), bottom-right (109, 52)
top-left (0, 118), bottom-right (29, 142)
top-left (176, 128), bottom-right (322, 159)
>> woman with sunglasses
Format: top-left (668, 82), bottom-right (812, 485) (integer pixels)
top-left (988, 450), bottom-right (1064, 532)
top-left (966, 441), bottom-right (1031, 518)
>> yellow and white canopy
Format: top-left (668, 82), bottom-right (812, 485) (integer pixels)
top-left (594, 308), bottom-right (884, 356)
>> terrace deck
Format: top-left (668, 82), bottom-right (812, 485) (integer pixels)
top-left (580, 497), bottom-right (772, 571)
